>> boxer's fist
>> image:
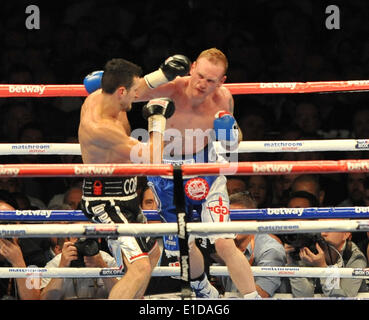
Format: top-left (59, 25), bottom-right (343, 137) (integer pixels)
top-left (142, 98), bottom-right (175, 133)
top-left (160, 55), bottom-right (191, 81)
top-left (213, 111), bottom-right (239, 141)
top-left (142, 98), bottom-right (175, 120)
top-left (144, 55), bottom-right (191, 89)
top-left (84, 70), bottom-right (103, 94)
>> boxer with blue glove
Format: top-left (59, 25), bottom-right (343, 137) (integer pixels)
top-left (79, 58), bottom-right (177, 299)
top-left (139, 48), bottom-right (258, 299)
top-left (213, 110), bottom-right (241, 151)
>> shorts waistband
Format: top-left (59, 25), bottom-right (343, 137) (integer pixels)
top-left (82, 194), bottom-right (137, 201)
top-left (82, 177), bottom-right (137, 197)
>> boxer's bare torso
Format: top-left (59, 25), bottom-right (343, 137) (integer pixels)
top-left (136, 57), bottom-right (234, 155)
top-left (78, 89), bottom-right (139, 164)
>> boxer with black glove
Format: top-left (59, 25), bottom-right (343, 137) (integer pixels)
top-left (144, 54), bottom-right (191, 89)
top-left (83, 54), bottom-right (190, 94)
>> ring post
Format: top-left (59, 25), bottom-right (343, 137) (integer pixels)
top-left (173, 164), bottom-right (192, 300)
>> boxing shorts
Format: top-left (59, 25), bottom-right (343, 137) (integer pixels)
top-left (147, 146), bottom-right (235, 265)
top-left (81, 177), bottom-right (157, 265)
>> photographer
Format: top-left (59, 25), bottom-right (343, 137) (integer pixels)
top-left (40, 236), bottom-right (118, 300)
top-left (284, 191), bottom-right (368, 297)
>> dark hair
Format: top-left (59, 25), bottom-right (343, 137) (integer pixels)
top-left (101, 58), bottom-right (142, 94)
top-left (229, 191), bottom-right (257, 209)
top-left (138, 185), bottom-right (151, 206)
top-left (287, 190), bottom-right (319, 207)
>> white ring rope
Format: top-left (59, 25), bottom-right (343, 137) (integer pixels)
top-left (1, 220), bottom-right (369, 238)
top-left (2, 143), bottom-right (81, 155)
top-left (1, 139), bottom-right (368, 155)
top-left (2, 266), bottom-right (369, 279)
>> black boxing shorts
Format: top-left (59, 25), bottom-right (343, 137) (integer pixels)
top-left (81, 177), bottom-right (157, 264)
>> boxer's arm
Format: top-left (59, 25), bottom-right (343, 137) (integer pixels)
top-left (136, 54), bottom-right (191, 101)
top-left (88, 99), bottom-right (175, 164)
top-left (134, 78), bottom-right (177, 102)
top-left (87, 120), bottom-right (145, 163)
top-left (84, 55), bottom-right (190, 100)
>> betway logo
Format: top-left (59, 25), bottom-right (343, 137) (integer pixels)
top-left (16, 210), bottom-right (51, 218)
top-left (253, 164), bottom-right (293, 173)
top-left (74, 166), bottom-right (115, 175)
top-left (347, 80), bottom-right (369, 86)
top-left (347, 161), bottom-right (369, 172)
top-left (9, 85), bottom-right (46, 95)
top-left (260, 82), bottom-right (297, 90)
top-left (0, 166), bottom-right (19, 176)
top-left (267, 208), bottom-right (304, 216)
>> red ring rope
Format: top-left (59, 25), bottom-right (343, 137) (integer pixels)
top-left (1, 80), bottom-right (369, 97)
top-left (0, 160), bottom-right (367, 177)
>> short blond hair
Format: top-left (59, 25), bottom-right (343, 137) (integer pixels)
top-left (196, 48), bottom-right (228, 75)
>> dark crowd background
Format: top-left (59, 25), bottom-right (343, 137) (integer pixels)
top-left (0, 0), bottom-right (368, 208)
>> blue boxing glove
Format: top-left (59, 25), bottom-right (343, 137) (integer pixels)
top-left (83, 70), bottom-right (103, 94)
top-left (213, 111), bottom-right (239, 142)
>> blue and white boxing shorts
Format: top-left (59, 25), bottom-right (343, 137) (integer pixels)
top-left (147, 148), bottom-right (235, 263)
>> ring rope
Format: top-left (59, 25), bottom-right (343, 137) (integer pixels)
top-left (2, 207), bottom-right (369, 221)
top-left (2, 80), bottom-right (369, 97)
top-left (2, 139), bottom-right (368, 155)
top-left (0, 159), bottom-right (368, 177)
top-left (1, 266), bottom-right (368, 279)
top-left (1, 220), bottom-right (368, 238)
top-left (2, 80), bottom-right (368, 295)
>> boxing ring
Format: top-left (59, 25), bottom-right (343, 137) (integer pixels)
top-left (1, 80), bottom-right (369, 300)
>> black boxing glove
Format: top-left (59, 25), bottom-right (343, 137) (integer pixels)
top-left (142, 98), bottom-right (175, 134)
top-left (144, 55), bottom-right (191, 89)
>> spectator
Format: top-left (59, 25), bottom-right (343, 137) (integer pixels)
top-left (40, 225), bottom-right (118, 300)
top-left (139, 184), bottom-right (183, 296)
top-left (246, 175), bottom-right (273, 208)
top-left (0, 189), bottom-right (52, 268)
top-left (284, 191), bottom-right (368, 297)
top-left (293, 101), bottom-right (323, 138)
top-left (219, 192), bottom-right (286, 298)
top-left (338, 173), bottom-right (367, 207)
top-left (47, 180), bottom-right (83, 210)
top-left (291, 174), bottom-right (325, 206)
top-left (226, 176), bottom-right (247, 196)
top-left (0, 178), bottom-right (45, 210)
top-left (0, 199), bottom-right (40, 300)
top-left (63, 185), bottom-right (82, 210)
top-left (271, 174), bottom-right (301, 207)
top-left (139, 185), bottom-right (158, 211)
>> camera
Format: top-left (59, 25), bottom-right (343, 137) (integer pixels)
top-left (70, 238), bottom-right (100, 267)
top-left (279, 233), bottom-right (326, 261)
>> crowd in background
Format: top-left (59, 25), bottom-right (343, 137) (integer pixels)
top-left (0, 0), bottom-right (368, 299)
